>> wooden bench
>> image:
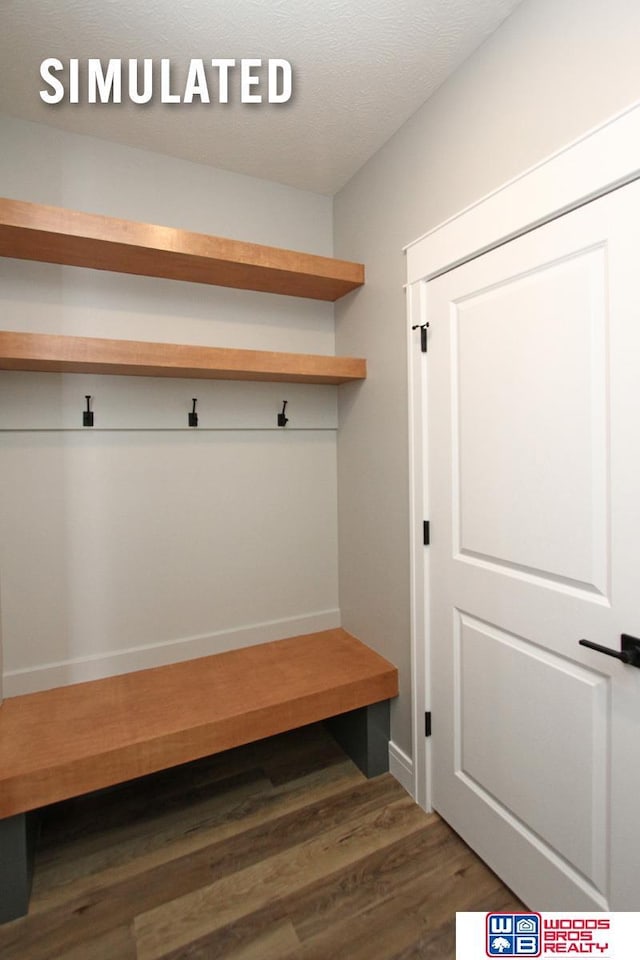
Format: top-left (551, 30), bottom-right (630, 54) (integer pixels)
top-left (0, 628), bottom-right (398, 922)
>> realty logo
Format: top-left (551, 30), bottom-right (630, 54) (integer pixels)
top-left (486, 913), bottom-right (542, 956)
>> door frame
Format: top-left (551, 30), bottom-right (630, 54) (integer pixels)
top-left (405, 98), bottom-right (640, 812)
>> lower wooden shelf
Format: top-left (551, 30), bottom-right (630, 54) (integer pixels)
top-left (0, 331), bottom-right (366, 385)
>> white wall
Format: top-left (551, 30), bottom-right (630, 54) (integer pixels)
top-left (0, 116), bottom-right (340, 695)
top-left (334, 0), bottom-right (640, 758)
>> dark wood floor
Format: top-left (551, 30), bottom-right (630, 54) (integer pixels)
top-left (0, 723), bottom-right (523, 959)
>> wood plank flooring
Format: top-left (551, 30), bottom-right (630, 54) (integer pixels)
top-left (0, 723), bottom-right (524, 959)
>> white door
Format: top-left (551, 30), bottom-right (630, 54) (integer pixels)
top-left (427, 179), bottom-right (640, 911)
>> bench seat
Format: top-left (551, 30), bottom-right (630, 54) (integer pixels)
top-left (0, 628), bottom-right (398, 922)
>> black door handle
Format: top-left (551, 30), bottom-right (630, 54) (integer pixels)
top-left (579, 634), bottom-right (640, 668)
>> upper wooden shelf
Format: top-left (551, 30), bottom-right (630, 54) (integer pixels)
top-left (0, 198), bottom-right (364, 302)
top-left (0, 331), bottom-right (366, 384)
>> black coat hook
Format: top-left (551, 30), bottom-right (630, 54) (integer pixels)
top-left (83, 395), bottom-right (94, 427)
top-left (277, 400), bottom-right (289, 427)
top-left (411, 322), bottom-right (429, 352)
top-left (188, 398), bottom-right (198, 427)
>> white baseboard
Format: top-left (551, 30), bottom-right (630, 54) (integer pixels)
top-left (388, 740), bottom-right (415, 797)
top-left (2, 609), bottom-right (341, 696)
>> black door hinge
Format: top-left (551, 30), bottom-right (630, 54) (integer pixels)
top-left (425, 711), bottom-right (432, 737)
top-left (423, 520), bottom-right (430, 546)
top-left (411, 322), bottom-right (429, 353)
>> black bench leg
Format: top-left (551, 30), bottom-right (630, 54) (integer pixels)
top-left (325, 700), bottom-right (390, 778)
top-left (0, 812), bottom-right (38, 923)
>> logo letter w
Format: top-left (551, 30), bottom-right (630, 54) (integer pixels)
top-left (490, 917), bottom-right (513, 935)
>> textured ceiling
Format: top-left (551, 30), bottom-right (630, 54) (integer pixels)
top-left (0, 0), bottom-right (523, 195)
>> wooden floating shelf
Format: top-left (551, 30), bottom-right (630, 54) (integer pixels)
top-left (0, 331), bottom-right (367, 385)
top-left (0, 197), bottom-right (365, 302)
